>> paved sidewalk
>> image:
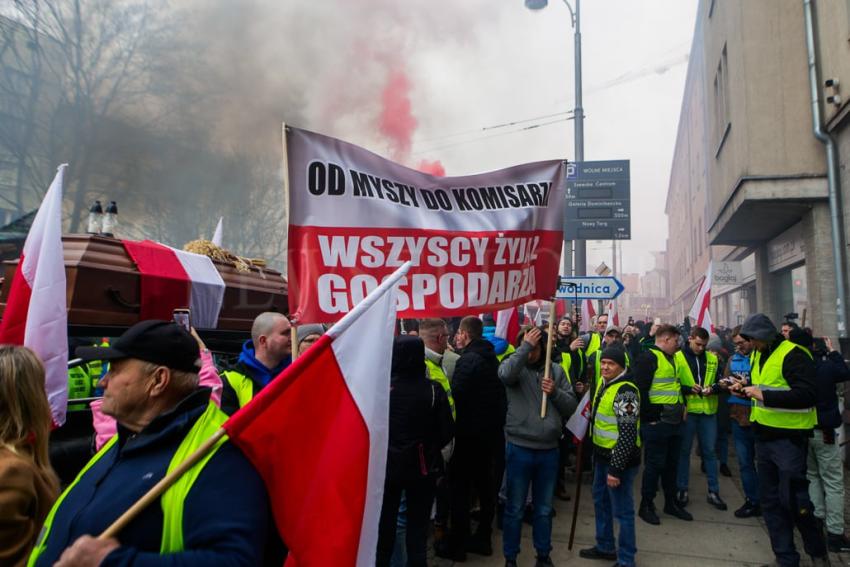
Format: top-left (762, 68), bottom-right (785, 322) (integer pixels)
top-left (432, 455), bottom-right (850, 567)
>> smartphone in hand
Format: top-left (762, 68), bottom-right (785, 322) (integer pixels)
top-left (173, 308), bottom-right (191, 332)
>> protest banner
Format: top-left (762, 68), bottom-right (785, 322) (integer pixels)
top-left (285, 126), bottom-right (567, 323)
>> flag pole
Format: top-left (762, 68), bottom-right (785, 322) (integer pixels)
top-left (281, 122), bottom-right (299, 361)
top-left (567, 439), bottom-right (585, 550)
top-left (98, 428), bottom-right (228, 540)
top-left (540, 295), bottom-right (557, 419)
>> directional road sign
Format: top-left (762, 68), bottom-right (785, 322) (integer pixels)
top-left (565, 160), bottom-right (631, 240)
top-left (556, 276), bottom-right (625, 300)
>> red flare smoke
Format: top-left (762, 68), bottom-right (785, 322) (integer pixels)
top-left (379, 69), bottom-right (417, 160)
top-left (417, 159), bottom-right (445, 177)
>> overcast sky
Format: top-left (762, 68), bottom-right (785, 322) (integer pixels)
top-left (3, 0), bottom-right (699, 277)
top-left (285, 0), bottom-right (698, 276)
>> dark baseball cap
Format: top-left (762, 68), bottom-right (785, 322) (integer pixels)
top-left (76, 320), bottom-right (200, 373)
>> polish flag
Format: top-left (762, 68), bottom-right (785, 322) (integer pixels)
top-left (606, 300), bottom-right (620, 330)
top-left (223, 262), bottom-right (407, 567)
top-left (689, 264), bottom-right (714, 332)
top-left (122, 240), bottom-right (225, 328)
top-left (0, 165), bottom-right (69, 425)
top-left (565, 390), bottom-right (592, 443)
top-left (580, 299), bottom-right (596, 332)
top-left (494, 306), bottom-right (520, 346)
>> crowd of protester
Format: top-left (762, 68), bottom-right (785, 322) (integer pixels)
top-left (2, 308), bottom-right (850, 566)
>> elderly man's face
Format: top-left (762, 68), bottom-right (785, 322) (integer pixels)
top-left (99, 358), bottom-right (157, 423)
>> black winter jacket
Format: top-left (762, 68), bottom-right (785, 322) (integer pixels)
top-left (451, 338), bottom-right (507, 437)
top-left (813, 351), bottom-right (850, 430)
top-left (387, 337), bottom-right (454, 482)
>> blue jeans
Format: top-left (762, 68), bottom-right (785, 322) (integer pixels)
top-left (677, 412), bottom-right (719, 493)
top-left (592, 461), bottom-right (638, 567)
top-left (732, 421), bottom-right (759, 504)
top-left (389, 494), bottom-right (407, 567)
top-left (502, 442), bottom-right (559, 560)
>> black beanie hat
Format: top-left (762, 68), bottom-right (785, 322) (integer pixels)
top-left (600, 346), bottom-right (627, 370)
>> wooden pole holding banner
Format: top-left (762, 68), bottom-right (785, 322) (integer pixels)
top-left (541, 297), bottom-right (558, 419)
top-left (282, 122), bottom-right (298, 361)
top-left (98, 428), bottom-right (227, 540)
top-left (567, 439), bottom-right (585, 550)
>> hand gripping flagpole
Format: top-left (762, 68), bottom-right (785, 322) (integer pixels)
top-left (98, 262), bottom-right (411, 541)
top-left (540, 280), bottom-right (559, 419)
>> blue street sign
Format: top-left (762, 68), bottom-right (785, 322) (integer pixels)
top-left (556, 276), bottom-right (624, 300)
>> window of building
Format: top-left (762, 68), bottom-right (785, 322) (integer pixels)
top-left (714, 44), bottom-right (731, 157)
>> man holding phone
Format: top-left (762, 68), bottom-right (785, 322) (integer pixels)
top-left (723, 326), bottom-right (761, 518)
top-left (733, 314), bottom-right (828, 567)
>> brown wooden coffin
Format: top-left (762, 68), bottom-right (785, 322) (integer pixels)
top-left (0, 234), bottom-right (288, 331)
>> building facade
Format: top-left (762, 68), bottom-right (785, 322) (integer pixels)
top-left (666, 0), bottom-right (849, 340)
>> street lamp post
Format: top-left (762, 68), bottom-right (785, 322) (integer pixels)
top-left (525, 0), bottom-right (585, 277)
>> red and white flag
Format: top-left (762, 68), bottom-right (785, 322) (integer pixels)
top-left (286, 126), bottom-right (567, 323)
top-left (580, 299), bottom-right (596, 332)
top-left (606, 300), bottom-right (620, 330)
top-left (223, 262), bottom-right (407, 567)
top-left (689, 264), bottom-right (714, 332)
top-left (565, 391), bottom-right (592, 443)
top-left (494, 306), bottom-right (520, 346)
top-left (0, 165), bottom-right (69, 425)
top-left (121, 240), bottom-right (225, 328)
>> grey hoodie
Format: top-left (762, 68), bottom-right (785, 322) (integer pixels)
top-left (498, 341), bottom-right (578, 449)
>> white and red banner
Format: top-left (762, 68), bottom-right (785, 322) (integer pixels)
top-left (689, 264), bottom-right (714, 332)
top-left (0, 165), bottom-right (69, 425)
top-left (286, 127), bottom-right (567, 323)
top-left (566, 390), bottom-right (592, 443)
top-left (121, 240), bottom-right (225, 328)
top-left (224, 262), bottom-right (405, 567)
top-left (606, 300), bottom-right (620, 330)
top-left (580, 299), bottom-right (596, 332)
top-left (494, 306), bottom-right (520, 345)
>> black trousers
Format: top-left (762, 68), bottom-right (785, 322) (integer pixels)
top-left (376, 474), bottom-right (436, 567)
top-left (757, 437), bottom-right (827, 566)
top-left (448, 431), bottom-right (504, 550)
top-left (640, 421), bottom-right (682, 506)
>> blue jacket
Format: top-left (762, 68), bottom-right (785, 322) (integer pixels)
top-left (727, 352), bottom-right (752, 407)
top-left (237, 340), bottom-right (291, 387)
top-left (35, 389), bottom-right (270, 566)
top-left (482, 326), bottom-right (510, 358)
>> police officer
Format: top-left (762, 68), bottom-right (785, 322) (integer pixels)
top-left (734, 313), bottom-right (829, 567)
top-left (633, 324), bottom-right (691, 525)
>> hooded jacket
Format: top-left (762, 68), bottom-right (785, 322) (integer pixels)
top-left (220, 340), bottom-right (291, 415)
top-left (32, 389), bottom-right (269, 566)
top-left (451, 338), bottom-right (507, 437)
top-left (387, 337), bottom-right (454, 481)
top-left (498, 341), bottom-right (578, 450)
